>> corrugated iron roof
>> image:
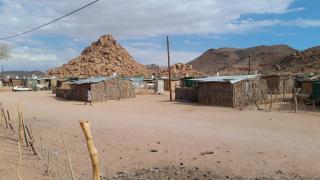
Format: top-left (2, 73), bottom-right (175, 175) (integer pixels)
top-left (71, 77), bottom-right (110, 85)
top-left (190, 75), bottom-right (260, 84)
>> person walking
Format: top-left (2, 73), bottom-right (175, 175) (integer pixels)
top-left (85, 88), bottom-right (92, 105)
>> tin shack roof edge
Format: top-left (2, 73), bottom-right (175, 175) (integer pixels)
top-left (190, 75), bottom-right (260, 84)
top-left (70, 77), bottom-right (111, 85)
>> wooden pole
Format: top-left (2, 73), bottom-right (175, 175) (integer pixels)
top-left (25, 125), bottom-right (41, 158)
top-left (16, 142), bottom-right (23, 180)
top-left (2, 108), bottom-right (8, 128)
top-left (7, 110), bottom-right (14, 131)
top-left (80, 121), bottom-right (101, 180)
top-left (0, 103), bottom-right (2, 126)
top-left (22, 120), bottom-right (28, 147)
top-left (60, 130), bottom-right (75, 180)
top-left (293, 88), bottom-right (301, 113)
top-left (167, 36), bottom-right (172, 101)
top-left (282, 79), bottom-right (286, 100)
top-left (269, 90), bottom-right (273, 111)
top-left (248, 52), bottom-right (252, 75)
top-left (18, 103), bottom-right (29, 147)
top-left (17, 104), bottom-right (28, 147)
top-left (18, 103), bottom-right (24, 143)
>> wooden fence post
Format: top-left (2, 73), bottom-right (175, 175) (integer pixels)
top-left (293, 88), bottom-right (301, 113)
top-left (60, 130), bottom-right (75, 180)
top-left (269, 90), bottom-right (273, 111)
top-left (18, 103), bottom-right (24, 143)
top-left (80, 121), bottom-right (101, 180)
top-left (7, 110), bottom-right (14, 131)
top-left (2, 108), bottom-right (8, 129)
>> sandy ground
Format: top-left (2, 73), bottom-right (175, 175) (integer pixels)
top-left (1, 91), bottom-right (320, 179)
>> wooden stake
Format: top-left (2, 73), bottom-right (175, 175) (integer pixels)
top-left (269, 91), bottom-right (273, 111)
top-left (45, 151), bottom-right (50, 174)
top-left (1, 108), bottom-right (8, 128)
top-left (16, 142), bottom-right (23, 180)
top-left (80, 121), bottom-right (101, 180)
top-left (60, 130), bottom-right (75, 180)
top-left (18, 103), bottom-right (24, 143)
top-left (293, 88), bottom-right (301, 113)
top-left (282, 79), bottom-right (286, 100)
top-left (25, 125), bottom-right (41, 158)
top-left (0, 103), bottom-right (3, 126)
top-left (7, 110), bottom-right (14, 131)
top-left (22, 120), bottom-right (28, 147)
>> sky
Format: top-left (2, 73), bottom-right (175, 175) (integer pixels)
top-left (0, 0), bottom-right (320, 71)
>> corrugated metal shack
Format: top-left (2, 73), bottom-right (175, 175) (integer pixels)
top-left (176, 75), bottom-right (262, 108)
top-left (295, 79), bottom-right (320, 101)
top-left (262, 75), bottom-right (281, 93)
top-left (294, 74), bottom-right (320, 101)
top-left (262, 74), bottom-right (294, 95)
top-left (56, 77), bottom-right (135, 102)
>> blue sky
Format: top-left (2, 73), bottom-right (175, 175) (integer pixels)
top-left (0, 0), bottom-right (320, 71)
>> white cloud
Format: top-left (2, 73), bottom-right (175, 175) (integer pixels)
top-left (0, 0), bottom-right (318, 71)
top-left (0, 0), bottom-right (297, 39)
top-left (282, 18), bottom-right (320, 27)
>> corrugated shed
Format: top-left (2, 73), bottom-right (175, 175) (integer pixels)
top-left (70, 77), bottom-right (110, 85)
top-left (190, 75), bottom-right (260, 84)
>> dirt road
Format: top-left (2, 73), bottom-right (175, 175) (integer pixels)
top-left (0, 91), bottom-right (320, 179)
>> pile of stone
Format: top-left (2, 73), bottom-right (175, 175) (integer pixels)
top-left (48, 35), bottom-right (149, 78)
top-left (158, 63), bottom-right (203, 78)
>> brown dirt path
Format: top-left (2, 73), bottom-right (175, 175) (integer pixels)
top-left (0, 91), bottom-right (320, 179)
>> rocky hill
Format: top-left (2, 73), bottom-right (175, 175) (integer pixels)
top-left (160, 63), bottom-right (203, 78)
top-left (146, 63), bottom-right (203, 78)
top-left (48, 35), bottom-right (149, 78)
top-left (188, 45), bottom-right (298, 75)
top-left (278, 46), bottom-right (320, 74)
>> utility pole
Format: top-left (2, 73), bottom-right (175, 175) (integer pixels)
top-left (167, 36), bottom-right (172, 101)
top-left (248, 52), bottom-right (252, 75)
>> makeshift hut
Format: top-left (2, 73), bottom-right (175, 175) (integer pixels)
top-left (262, 74), bottom-right (294, 95)
top-left (176, 75), bottom-right (263, 108)
top-left (295, 79), bottom-right (320, 99)
top-left (56, 77), bottom-right (135, 102)
top-left (262, 75), bottom-right (281, 93)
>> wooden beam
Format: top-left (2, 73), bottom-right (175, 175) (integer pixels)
top-left (80, 121), bottom-right (101, 180)
top-left (167, 36), bottom-right (172, 101)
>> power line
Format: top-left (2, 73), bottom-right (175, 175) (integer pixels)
top-left (0, 0), bottom-right (100, 41)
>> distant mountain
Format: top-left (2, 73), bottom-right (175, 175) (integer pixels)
top-left (188, 45), bottom-right (299, 75)
top-left (145, 63), bottom-right (203, 78)
top-left (0, 71), bottom-right (45, 78)
top-left (278, 46), bottom-right (320, 74)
